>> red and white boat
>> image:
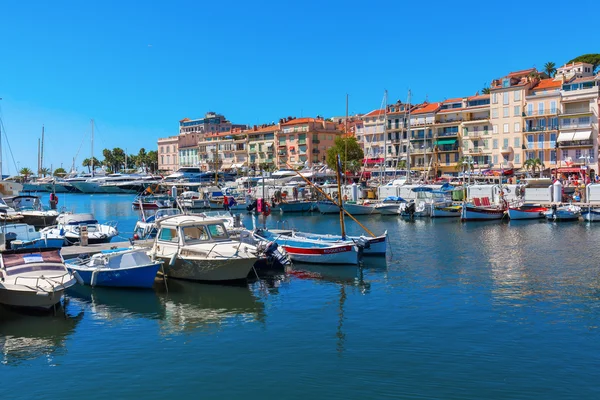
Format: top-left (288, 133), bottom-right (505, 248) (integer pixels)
top-left (461, 197), bottom-right (506, 221)
top-left (507, 204), bottom-right (548, 220)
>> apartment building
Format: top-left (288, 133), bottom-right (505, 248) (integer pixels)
top-left (461, 94), bottom-right (492, 170)
top-left (409, 102), bottom-right (440, 173)
top-left (489, 69), bottom-right (539, 172)
top-left (277, 117), bottom-right (341, 168)
top-left (157, 135), bottom-right (179, 172)
top-left (197, 128), bottom-right (248, 171)
top-left (359, 110), bottom-right (386, 166)
top-left (246, 124), bottom-right (278, 170)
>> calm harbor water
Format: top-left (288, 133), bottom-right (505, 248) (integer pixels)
top-left (2, 194), bottom-right (600, 399)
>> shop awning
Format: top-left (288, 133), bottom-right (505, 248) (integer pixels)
top-left (435, 139), bottom-right (457, 146)
top-left (553, 167), bottom-right (584, 173)
top-left (220, 164), bottom-right (232, 170)
top-left (363, 158), bottom-right (384, 164)
top-left (557, 131), bottom-right (575, 142)
top-left (573, 130), bottom-right (592, 141)
top-left (231, 163), bottom-right (246, 168)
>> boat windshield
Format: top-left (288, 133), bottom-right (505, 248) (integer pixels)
top-left (182, 225), bottom-right (210, 243)
top-left (207, 224), bottom-right (228, 240)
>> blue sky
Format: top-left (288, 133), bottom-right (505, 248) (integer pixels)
top-left (0, 0), bottom-right (597, 174)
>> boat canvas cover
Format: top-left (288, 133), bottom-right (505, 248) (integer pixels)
top-left (384, 196), bottom-right (406, 202)
top-left (58, 213), bottom-right (98, 225)
top-left (1, 249), bottom-right (64, 275)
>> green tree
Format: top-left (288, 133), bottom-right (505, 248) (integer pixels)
top-left (481, 87), bottom-right (491, 95)
top-left (111, 148), bottom-right (126, 172)
top-left (455, 156), bottom-right (474, 172)
top-left (146, 150), bottom-right (158, 173)
top-left (53, 167), bottom-right (67, 177)
top-left (19, 167), bottom-right (33, 181)
top-left (38, 167), bottom-right (51, 177)
top-left (137, 148), bottom-right (147, 170)
top-left (544, 61), bottom-right (556, 78)
top-left (82, 157), bottom-right (101, 173)
top-left (102, 149), bottom-right (114, 172)
top-left (567, 53), bottom-right (600, 72)
top-left (326, 136), bottom-right (364, 172)
top-left (523, 158), bottom-right (544, 177)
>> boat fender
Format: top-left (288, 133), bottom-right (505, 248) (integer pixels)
top-left (90, 270), bottom-right (98, 287)
top-left (263, 203), bottom-right (271, 217)
top-left (73, 270), bottom-right (84, 285)
top-left (133, 233), bottom-right (140, 240)
top-left (169, 253), bottom-right (178, 266)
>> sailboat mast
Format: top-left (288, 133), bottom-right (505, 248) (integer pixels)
top-left (335, 155), bottom-right (346, 239)
top-left (91, 119), bottom-right (94, 177)
top-left (40, 125), bottom-right (44, 174)
top-left (382, 90), bottom-right (388, 184)
top-left (0, 120), bottom-right (3, 179)
top-left (406, 90), bottom-right (412, 184)
top-left (345, 94), bottom-right (349, 176)
top-left (37, 139), bottom-right (41, 175)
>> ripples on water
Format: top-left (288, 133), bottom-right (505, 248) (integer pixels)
top-left (2, 195), bottom-right (600, 399)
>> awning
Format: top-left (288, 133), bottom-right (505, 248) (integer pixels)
top-left (557, 131), bottom-right (575, 142)
top-left (363, 158), bottom-right (384, 164)
top-left (553, 167), bottom-right (584, 173)
top-left (573, 130), bottom-right (592, 141)
top-left (231, 163), bottom-right (246, 168)
top-left (267, 143), bottom-right (274, 148)
top-left (435, 139), bottom-right (457, 146)
top-left (220, 164), bottom-right (232, 170)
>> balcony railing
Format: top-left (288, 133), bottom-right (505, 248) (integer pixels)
top-left (437, 132), bottom-right (459, 137)
top-left (524, 126), bottom-right (559, 132)
top-left (298, 139), bottom-right (307, 145)
top-left (466, 147), bottom-right (485, 153)
top-left (410, 135), bottom-right (434, 141)
top-left (437, 145), bottom-right (459, 152)
top-left (524, 109), bottom-right (559, 116)
top-left (558, 140), bottom-right (594, 147)
top-left (312, 139), bottom-right (320, 144)
top-left (561, 108), bottom-right (592, 116)
top-left (559, 123), bottom-right (592, 129)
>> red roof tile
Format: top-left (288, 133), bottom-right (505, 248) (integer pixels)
top-left (507, 68), bottom-right (536, 77)
top-left (443, 97), bottom-right (463, 103)
top-left (363, 109), bottom-right (385, 117)
top-left (533, 78), bottom-right (562, 91)
top-left (281, 117), bottom-right (322, 126)
top-left (411, 102), bottom-right (442, 115)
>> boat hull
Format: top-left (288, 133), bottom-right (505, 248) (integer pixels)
top-left (375, 204), bottom-right (402, 215)
top-left (545, 211), bottom-right (581, 221)
top-left (160, 256), bottom-right (256, 282)
top-left (461, 205), bottom-right (505, 221)
top-left (583, 209), bottom-right (600, 222)
top-left (282, 244), bottom-right (358, 265)
top-left (70, 181), bottom-right (103, 194)
top-left (508, 207), bottom-right (547, 220)
top-left (273, 201), bottom-right (313, 213)
top-left (68, 263), bottom-right (161, 288)
top-left (10, 238), bottom-right (65, 250)
top-left (317, 201), bottom-right (379, 215)
top-left (431, 205), bottom-right (461, 218)
top-left (0, 287), bottom-right (69, 309)
top-left (20, 213), bottom-right (58, 229)
top-left (291, 232), bottom-right (387, 256)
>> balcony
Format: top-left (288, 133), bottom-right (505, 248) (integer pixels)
top-left (312, 149), bottom-right (320, 154)
top-left (559, 123), bottom-right (592, 130)
top-left (278, 143), bottom-right (287, 147)
top-left (437, 145), bottom-right (459, 153)
top-left (466, 147), bottom-right (485, 154)
top-left (561, 108), bottom-right (592, 116)
top-left (410, 135), bottom-right (434, 141)
top-left (524, 109), bottom-right (560, 117)
top-left (500, 146), bottom-right (513, 154)
top-left (298, 139), bottom-right (307, 145)
top-left (249, 148), bottom-right (257, 154)
top-left (558, 140), bottom-right (593, 148)
top-left (313, 139), bottom-right (320, 144)
top-left (410, 146), bottom-right (433, 154)
top-left (524, 125), bottom-right (559, 133)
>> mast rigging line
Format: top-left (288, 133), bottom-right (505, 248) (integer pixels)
top-left (0, 105), bottom-right (21, 175)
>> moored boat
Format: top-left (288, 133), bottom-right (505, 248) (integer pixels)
top-left (316, 200), bottom-right (379, 215)
top-left (507, 204), bottom-right (548, 220)
top-left (40, 213), bottom-right (119, 245)
top-left (461, 203), bottom-right (505, 221)
top-left (0, 248), bottom-right (78, 310)
top-left (544, 204), bottom-right (581, 221)
top-left (431, 204), bottom-right (462, 218)
top-left (583, 207), bottom-right (600, 222)
top-left (290, 230), bottom-right (387, 256)
top-left (66, 248), bottom-right (162, 288)
top-left (374, 196), bottom-right (406, 215)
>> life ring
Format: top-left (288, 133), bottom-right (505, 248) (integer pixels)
top-left (263, 203), bottom-right (271, 217)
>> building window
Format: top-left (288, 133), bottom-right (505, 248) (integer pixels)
top-left (503, 93), bottom-right (509, 105)
top-left (493, 155), bottom-right (498, 164)
top-left (538, 102), bottom-right (544, 115)
top-left (503, 107), bottom-right (509, 117)
top-left (576, 149), bottom-right (582, 160)
top-left (493, 125), bottom-right (498, 134)
top-left (562, 150), bottom-right (568, 160)
top-left (503, 123), bottom-right (509, 133)
top-left (483, 139), bottom-right (489, 149)
top-left (515, 154), bottom-right (520, 164)
top-left (161, 155), bottom-right (164, 164)
top-left (514, 137), bottom-right (520, 148)
top-left (492, 108), bottom-right (498, 119)
top-left (550, 101), bottom-right (556, 114)
top-left (502, 79), bottom-right (510, 88)
top-left (550, 150), bottom-right (556, 164)
top-left (527, 104), bottom-right (533, 116)
top-left (514, 122), bottom-right (520, 133)
top-left (538, 151), bottom-right (544, 162)
top-left (503, 138), bottom-right (509, 149)
top-left (514, 106), bottom-right (520, 116)
top-left (538, 134), bottom-right (544, 148)
top-left (492, 93), bottom-right (498, 104)
top-left (514, 91), bottom-right (521, 101)
top-left (493, 139), bottom-right (498, 149)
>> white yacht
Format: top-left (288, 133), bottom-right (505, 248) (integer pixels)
top-left (149, 214), bottom-right (258, 282)
top-left (40, 213), bottom-right (119, 245)
top-left (164, 167), bottom-right (204, 182)
top-left (0, 248), bottom-right (78, 310)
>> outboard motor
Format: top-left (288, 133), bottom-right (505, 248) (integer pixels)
top-left (246, 199), bottom-right (258, 212)
top-left (551, 203), bottom-right (557, 218)
top-left (4, 232), bottom-right (17, 249)
top-left (405, 202), bottom-right (416, 219)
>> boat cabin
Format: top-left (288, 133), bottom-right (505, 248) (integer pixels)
top-left (154, 216), bottom-right (233, 256)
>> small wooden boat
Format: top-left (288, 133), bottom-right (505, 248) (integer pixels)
top-left (66, 248), bottom-right (162, 288)
top-left (291, 230), bottom-right (387, 256)
top-left (316, 200), bottom-right (379, 215)
top-left (253, 229), bottom-right (358, 265)
top-left (272, 200), bottom-right (313, 213)
top-left (461, 197), bottom-right (505, 221)
top-left (507, 204), bottom-right (548, 220)
top-left (132, 194), bottom-right (175, 209)
top-left (544, 204), bottom-right (581, 221)
top-left (431, 204), bottom-right (462, 218)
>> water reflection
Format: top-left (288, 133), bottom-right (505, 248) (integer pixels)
top-left (156, 280), bottom-right (266, 335)
top-left (0, 306), bottom-right (84, 366)
top-left (67, 285), bottom-right (165, 320)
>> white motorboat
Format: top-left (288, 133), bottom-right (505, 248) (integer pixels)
top-left (2, 223), bottom-right (65, 250)
top-left (374, 196), bottom-right (407, 215)
top-left (544, 204), bottom-right (581, 221)
top-left (0, 248), bottom-right (78, 310)
top-left (134, 208), bottom-right (183, 239)
top-left (5, 195), bottom-right (59, 228)
top-left (583, 207), bottom-right (600, 222)
top-left (149, 215), bottom-right (258, 282)
top-left (40, 213), bottom-right (119, 245)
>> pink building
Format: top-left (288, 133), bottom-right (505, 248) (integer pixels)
top-left (277, 117), bottom-right (342, 168)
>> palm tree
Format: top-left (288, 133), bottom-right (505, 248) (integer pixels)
top-left (482, 87), bottom-right (491, 95)
top-left (38, 167), bottom-right (51, 177)
top-left (544, 61), bottom-right (556, 78)
top-left (19, 167), bottom-right (33, 181)
top-left (53, 167), bottom-right (67, 177)
top-left (524, 158), bottom-right (544, 177)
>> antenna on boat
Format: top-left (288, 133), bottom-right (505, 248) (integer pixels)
top-left (335, 154), bottom-right (346, 240)
top-left (91, 119), bottom-right (94, 177)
